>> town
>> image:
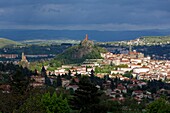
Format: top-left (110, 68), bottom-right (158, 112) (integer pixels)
top-left (27, 45), bottom-right (170, 104)
top-left (1, 36), bottom-right (170, 113)
top-left (0, 35), bottom-right (170, 110)
top-left (1, 0), bottom-right (170, 112)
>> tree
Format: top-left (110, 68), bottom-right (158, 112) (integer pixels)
top-left (16, 94), bottom-right (46, 113)
top-left (123, 71), bottom-right (133, 79)
top-left (90, 69), bottom-right (95, 83)
top-left (110, 61), bottom-right (114, 66)
top-left (71, 76), bottom-right (102, 113)
top-left (68, 70), bottom-right (72, 80)
top-left (33, 69), bottom-right (38, 76)
top-left (110, 79), bottom-right (115, 90)
top-left (42, 92), bottom-right (70, 113)
top-left (17, 92), bottom-right (70, 113)
top-left (122, 98), bottom-right (144, 113)
top-left (114, 76), bottom-right (119, 88)
top-left (41, 66), bottom-right (46, 77)
top-left (146, 98), bottom-right (170, 113)
top-left (10, 69), bottom-right (30, 94)
top-left (45, 76), bottom-right (51, 86)
top-left (52, 79), bottom-right (57, 88)
top-left (98, 100), bottom-right (122, 113)
top-left (57, 74), bottom-right (62, 87)
top-left (0, 92), bottom-right (26, 113)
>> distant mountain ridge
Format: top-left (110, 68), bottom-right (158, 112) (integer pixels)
top-left (0, 29), bottom-right (170, 42)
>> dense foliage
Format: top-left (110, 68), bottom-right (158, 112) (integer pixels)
top-left (146, 98), bottom-right (170, 113)
top-left (71, 76), bottom-right (102, 113)
top-left (17, 92), bottom-right (70, 113)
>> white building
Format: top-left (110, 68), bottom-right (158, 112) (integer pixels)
top-left (133, 67), bottom-right (150, 74)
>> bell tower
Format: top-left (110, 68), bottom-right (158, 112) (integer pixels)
top-left (129, 41), bottom-right (132, 54)
top-left (21, 52), bottom-right (28, 62)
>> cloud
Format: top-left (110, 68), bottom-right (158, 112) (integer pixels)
top-left (0, 0), bottom-right (169, 31)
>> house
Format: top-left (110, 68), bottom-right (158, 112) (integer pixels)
top-left (104, 89), bottom-right (112, 95)
top-left (133, 67), bottom-right (150, 74)
top-left (55, 68), bottom-right (66, 75)
top-left (0, 84), bottom-right (11, 93)
top-left (132, 90), bottom-right (144, 99)
top-left (130, 58), bottom-right (142, 64)
top-left (137, 81), bottom-right (147, 88)
top-left (62, 79), bottom-right (70, 87)
top-left (66, 85), bottom-right (79, 91)
top-left (114, 88), bottom-right (121, 93)
top-left (130, 64), bottom-right (142, 69)
top-left (0, 54), bottom-right (18, 59)
top-left (127, 84), bottom-right (138, 89)
top-left (30, 76), bottom-right (45, 87)
top-left (118, 68), bottom-right (132, 72)
top-left (109, 91), bottom-right (123, 98)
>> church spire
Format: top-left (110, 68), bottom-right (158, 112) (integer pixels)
top-left (129, 41), bottom-right (132, 54)
top-left (21, 52), bottom-right (28, 62)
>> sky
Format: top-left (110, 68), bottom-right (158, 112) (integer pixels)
top-left (0, 0), bottom-right (170, 31)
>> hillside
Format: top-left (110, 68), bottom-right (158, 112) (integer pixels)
top-left (139, 36), bottom-right (170, 45)
top-left (0, 38), bottom-right (19, 48)
top-left (101, 36), bottom-right (170, 46)
top-left (51, 35), bottom-right (107, 65)
top-left (54, 45), bottom-right (106, 64)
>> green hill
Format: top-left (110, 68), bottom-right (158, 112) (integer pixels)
top-left (29, 42), bottom-right (107, 71)
top-left (0, 38), bottom-right (20, 48)
top-left (28, 37), bottom-right (107, 71)
top-left (49, 38), bottom-right (107, 66)
top-left (54, 45), bottom-right (106, 64)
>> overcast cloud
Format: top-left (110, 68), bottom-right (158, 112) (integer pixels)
top-left (0, 0), bottom-right (170, 31)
